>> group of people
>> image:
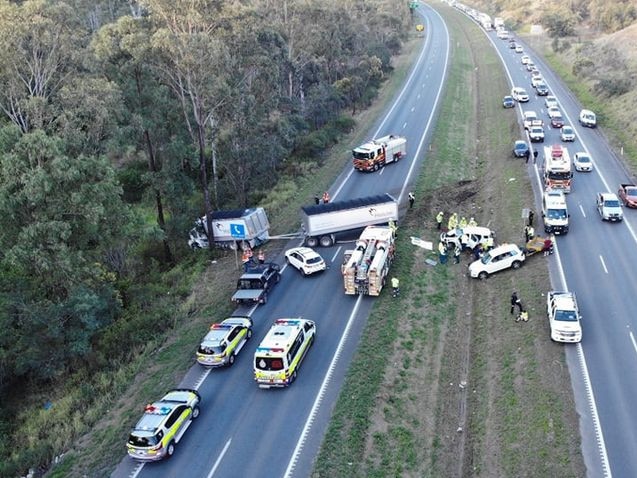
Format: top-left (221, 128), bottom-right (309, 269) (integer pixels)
top-left (437, 240), bottom-right (463, 265)
top-left (314, 191), bottom-right (331, 204)
top-left (436, 211), bottom-right (478, 232)
top-left (241, 246), bottom-right (266, 271)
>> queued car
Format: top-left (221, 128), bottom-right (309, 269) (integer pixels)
top-left (544, 95), bottom-right (558, 109)
top-left (513, 140), bottom-right (530, 158)
top-left (531, 76), bottom-right (544, 88)
top-left (618, 183), bottom-right (637, 208)
top-left (127, 389), bottom-right (201, 461)
top-left (525, 61), bottom-right (535, 71)
top-left (579, 109), bottom-right (597, 128)
top-left (468, 243), bottom-right (525, 279)
top-left (511, 86), bottom-right (529, 102)
top-left (515, 45), bottom-right (524, 53)
top-left (561, 125), bottom-right (576, 142)
top-left (531, 69), bottom-right (542, 78)
top-left (521, 55), bottom-right (531, 65)
top-left (529, 126), bottom-right (545, 143)
top-left (551, 114), bottom-right (565, 129)
top-left (573, 152), bottom-right (593, 172)
top-left (196, 316), bottom-right (253, 367)
top-left (547, 106), bottom-right (561, 118)
top-left (285, 246), bottom-right (326, 275)
top-left (535, 82), bottom-right (549, 96)
top-left (502, 95), bottom-right (515, 108)
top-left (596, 192), bottom-right (623, 222)
top-left (509, 41), bottom-right (517, 49)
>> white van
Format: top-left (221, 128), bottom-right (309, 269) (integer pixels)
top-left (254, 318), bottom-right (316, 388)
top-left (579, 109), bottom-right (596, 128)
top-left (542, 190), bottom-right (569, 234)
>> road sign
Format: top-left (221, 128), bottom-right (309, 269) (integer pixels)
top-left (230, 223), bottom-right (246, 239)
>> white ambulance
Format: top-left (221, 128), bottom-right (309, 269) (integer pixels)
top-left (254, 318), bottom-right (316, 388)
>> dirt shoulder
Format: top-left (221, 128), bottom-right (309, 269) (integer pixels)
top-left (315, 4), bottom-right (585, 478)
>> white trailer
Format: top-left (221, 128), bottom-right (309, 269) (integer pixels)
top-left (301, 194), bottom-right (398, 247)
top-left (188, 207), bottom-right (270, 250)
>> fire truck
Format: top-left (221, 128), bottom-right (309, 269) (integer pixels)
top-left (342, 226), bottom-right (395, 296)
top-left (352, 135), bottom-right (407, 172)
top-left (543, 144), bottom-right (573, 192)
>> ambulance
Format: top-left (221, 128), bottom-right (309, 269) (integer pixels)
top-left (254, 318), bottom-right (316, 388)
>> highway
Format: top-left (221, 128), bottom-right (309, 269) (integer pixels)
top-left (112, 4), bottom-right (450, 478)
top-left (485, 16), bottom-right (636, 478)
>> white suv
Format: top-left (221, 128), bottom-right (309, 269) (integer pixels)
top-left (511, 87), bottom-right (529, 102)
top-left (469, 244), bottom-right (525, 279)
top-left (285, 247), bottom-right (326, 275)
top-left (596, 192), bottom-right (623, 222)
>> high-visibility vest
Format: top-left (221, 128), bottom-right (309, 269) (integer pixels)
top-left (436, 212), bottom-right (444, 223)
top-left (391, 277), bottom-right (399, 288)
top-left (438, 242), bottom-right (446, 254)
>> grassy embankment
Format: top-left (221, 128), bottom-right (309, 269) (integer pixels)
top-left (314, 4), bottom-right (585, 478)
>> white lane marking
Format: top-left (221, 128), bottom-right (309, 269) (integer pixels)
top-left (330, 14), bottom-right (433, 201)
top-left (403, 122), bottom-right (407, 129)
top-left (629, 331), bottom-right (637, 357)
top-left (411, 106), bottom-right (415, 112)
top-left (193, 368), bottom-right (212, 390)
top-left (417, 94), bottom-right (421, 99)
top-left (599, 255), bottom-right (608, 274)
top-left (129, 462), bottom-right (144, 478)
top-left (330, 246), bottom-right (342, 264)
top-left (206, 438), bottom-right (232, 478)
top-left (576, 344), bottom-right (612, 477)
top-left (579, 204), bottom-right (586, 217)
top-left (485, 28), bottom-right (613, 478)
top-left (283, 296), bottom-right (364, 478)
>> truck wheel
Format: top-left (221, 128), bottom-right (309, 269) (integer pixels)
top-left (511, 261), bottom-right (522, 269)
top-left (192, 406), bottom-right (200, 419)
top-left (319, 235), bottom-right (334, 247)
top-left (373, 163), bottom-right (379, 171)
top-left (247, 329), bottom-right (253, 340)
top-left (478, 271), bottom-right (489, 280)
top-left (306, 237), bottom-right (318, 248)
top-left (228, 354), bottom-right (235, 366)
top-left (275, 272), bottom-right (281, 283)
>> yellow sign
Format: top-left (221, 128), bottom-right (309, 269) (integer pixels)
top-left (416, 24), bottom-right (425, 32)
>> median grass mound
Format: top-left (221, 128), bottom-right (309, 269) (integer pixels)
top-left (313, 4), bottom-right (585, 478)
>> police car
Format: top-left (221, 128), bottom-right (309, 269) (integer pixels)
top-left (127, 389), bottom-right (201, 461)
top-left (196, 316), bottom-right (253, 367)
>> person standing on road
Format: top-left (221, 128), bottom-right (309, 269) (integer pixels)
top-left (436, 211), bottom-right (444, 230)
top-left (322, 191), bottom-right (330, 204)
top-left (314, 196), bottom-right (320, 205)
top-left (533, 150), bottom-right (539, 164)
top-left (525, 149), bottom-right (531, 164)
top-left (510, 292), bottom-right (522, 315)
top-left (454, 245), bottom-right (461, 264)
top-left (408, 192), bottom-right (415, 209)
top-left (528, 209), bottom-right (535, 227)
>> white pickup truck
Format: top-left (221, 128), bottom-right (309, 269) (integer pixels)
top-left (547, 291), bottom-right (582, 343)
top-left (523, 111), bottom-right (543, 130)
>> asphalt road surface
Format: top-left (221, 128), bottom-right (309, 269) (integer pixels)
top-left (484, 14), bottom-right (635, 478)
top-left (112, 5), bottom-right (450, 478)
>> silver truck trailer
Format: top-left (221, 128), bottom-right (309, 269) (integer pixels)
top-left (301, 194), bottom-right (398, 247)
